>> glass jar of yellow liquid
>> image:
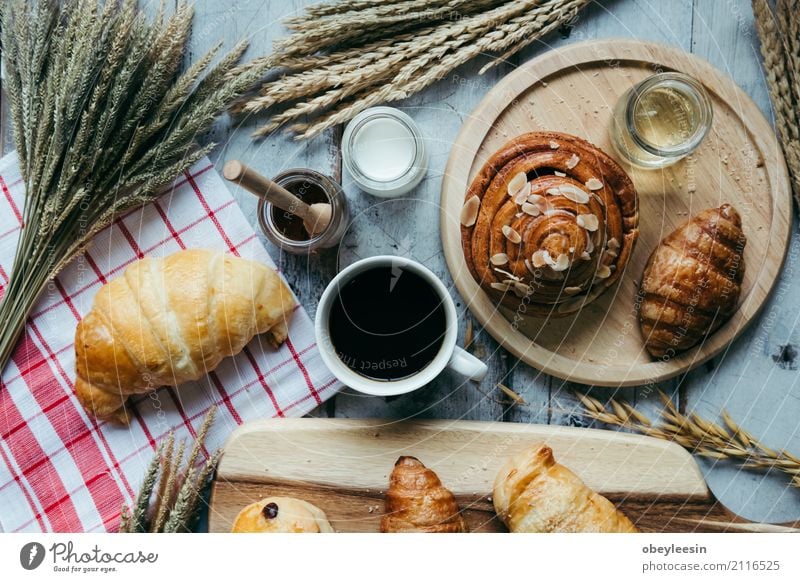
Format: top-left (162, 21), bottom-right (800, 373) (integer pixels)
top-left (610, 72), bottom-right (713, 169)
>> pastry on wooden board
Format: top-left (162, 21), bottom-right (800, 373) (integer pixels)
top-left (381, 456), bottom-right (468, 533)
top-left (74, 249), bottom-right (296, 424)
top-left (493, 444), bottom-right (638, 533)
top-left (639, 204), bottom-right (746, 358)
top-left (231, 497), bottom-right (334, 533)
top-left (460, 131), bottom-right (639, 317)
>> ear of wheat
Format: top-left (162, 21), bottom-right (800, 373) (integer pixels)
top-left (0, 0), bottom-right (267, 377)
top-left (576, 390), bottom-right (800, 488)
top-left (234, 0), bottom-right (591, 140)
top-left (753, 0), bottom-right (800, 205)
top-left (119, 408), bottom-right (218, 533)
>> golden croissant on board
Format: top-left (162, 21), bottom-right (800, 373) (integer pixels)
top-left (493, 444), bottom-right (638, 533)
top-left (74, 249), bottom-right (296, 424)
top-left (639, 204), bottom-right (746, 358)
top-left (231, 497), bottom-right (334, 533)
top-left (381, 456), bottom-right (468, 533)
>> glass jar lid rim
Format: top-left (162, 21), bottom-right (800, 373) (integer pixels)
top-left (259, 169), bottom-right (340, 246)
top-left (625, 72), bottom-right (713, 157)
top-left (342, 107), bottom-right (427, 190)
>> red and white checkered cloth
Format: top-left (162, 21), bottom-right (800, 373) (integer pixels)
top-left (0, 152), bottom-right (341, 533)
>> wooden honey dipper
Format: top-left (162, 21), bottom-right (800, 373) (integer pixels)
top-left (223, 160), bottom-right (332, 237)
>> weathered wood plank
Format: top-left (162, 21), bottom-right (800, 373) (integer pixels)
top-left (176, 0), bottom-right (800, 527)
top-left (682, 0), bottom-right (800, 524)
top-left (1, 0), bottom-right (798, 529)
top-left (691, 0), bottom-right (771, 115)
top-left (187, 0), bottom-right (341, 317)
top-left (502, 0), bottom-right (695, 429)
top-left (278, 0), bottom-right (800, 524)
top-left (328, 51), bottom-right (517, 422)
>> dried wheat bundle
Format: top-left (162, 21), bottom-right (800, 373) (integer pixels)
top-left (234, 0), bottom-right (591, 139)
top-left (0, 0), bottom-right (267, 375)
top-left (119, 408), bottom-right (219, 532)
top-left (577, 391), bottom-right (800, 488)
top-left (753, 0), bottom-right (800, 205)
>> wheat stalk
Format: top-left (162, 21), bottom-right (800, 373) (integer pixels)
top-left (0, 0), bottom-right (268, 377)
top-left (282, 0), bottom-right (503, 40)
top-left (288, 0), bottom-right (590, 139)
top-left (776, 0), bottom-right (800, 103)
top-left (151, 436), bottom-right (183, 533)
top-left (234, 0), bottom-right (589, 139)
top-left (274, 0), bottom-right (509, 63)
top-left (128, 441), bottom-right (164, 533)
top-left (295, 0), bottom-right (590, 139)
top-left (287, 0), bottom-right (501, 25)
top-left (119, 407), bottom-right (219, 533)
top-left (753, 0), bottom-right (800, 206)
top-left (240, 0), bottom-right (533, 116)
top-left (479, 0), bottom-right (585, 73)
top-left (253, 0), bottom-right (541, 136)
top-left (236, 30), bottom-right (425, 114)
top-left (576, 390), bottom-right (800, 488)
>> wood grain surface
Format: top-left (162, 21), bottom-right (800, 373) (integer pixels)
top-left (209, 419), bottom-right (800, 533)
top-left (441, 38), bottom-right (792, 387)
top-left (1, 0), bottom-right (799, 530)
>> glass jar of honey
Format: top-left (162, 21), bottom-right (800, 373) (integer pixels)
top-left (610, 72), bottom-right (713, 169)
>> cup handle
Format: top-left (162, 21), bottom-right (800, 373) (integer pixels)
top-left (447, 346), bottom-right (488, 381)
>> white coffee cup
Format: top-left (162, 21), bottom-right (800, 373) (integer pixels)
top-left (315, 256), bottom-right (488, 396)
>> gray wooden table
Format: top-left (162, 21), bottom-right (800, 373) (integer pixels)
top-left (3, 0), bottom-right (799, 528)
top-left (195, 0), bottom-right (800, 521)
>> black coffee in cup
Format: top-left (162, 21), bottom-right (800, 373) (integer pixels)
top-left (328, 266), bottom-right (446, 381)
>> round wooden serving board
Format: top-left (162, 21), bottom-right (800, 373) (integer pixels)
top-left (441, 39), bottom-right (792, 386)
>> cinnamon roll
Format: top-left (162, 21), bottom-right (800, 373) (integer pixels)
top-left (460, 132), bottom-right (639, 317)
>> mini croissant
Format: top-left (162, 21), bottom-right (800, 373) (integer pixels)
top-left (493, 444), bottom-right (637, 533)
top-left (639, 204), bottom-right (746, 358)
top-left (381, 456), bottom-right (468, 533)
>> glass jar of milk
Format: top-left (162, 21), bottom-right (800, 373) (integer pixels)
top-left (342, 107), bottom-right (428, 197)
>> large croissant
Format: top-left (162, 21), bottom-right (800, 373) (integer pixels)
top-left (493, 444), bottom-right (637, 533)
top-left (639, 204), bottom-right (746, 358)
top-left (381, 456), bottom-right (468, 533)
top-left (74, 249), bottom-right (296, 424)
top-left (460, 131), bottom-right (639, 316)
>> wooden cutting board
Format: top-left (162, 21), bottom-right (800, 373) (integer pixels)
top-left (440, 39), bottom-right (792, 386)
top-left (209, 419), bottom-right (799, 533)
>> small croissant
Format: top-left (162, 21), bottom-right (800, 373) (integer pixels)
top-left (380, 456), bottom-right (468, 533)
top-left (493, 444), bottom-right (638, 533)
top-left (639, 204), bottom-right (746, 358)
